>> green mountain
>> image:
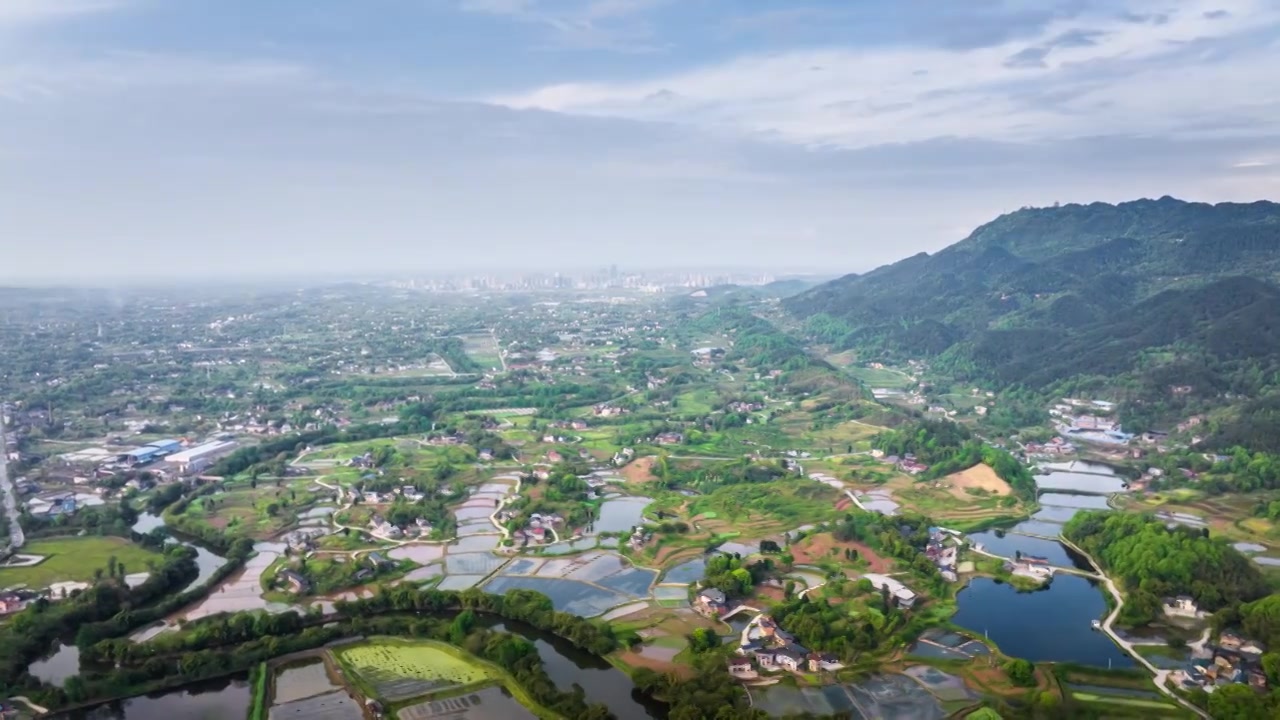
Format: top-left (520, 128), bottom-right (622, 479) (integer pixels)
top-left (786, 197), bottom-right (1280, 434)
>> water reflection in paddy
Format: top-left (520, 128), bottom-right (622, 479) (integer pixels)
top-left (272, 659), bottom-right (339, 704)
top-left (388, 544), bottom-right (445, 563)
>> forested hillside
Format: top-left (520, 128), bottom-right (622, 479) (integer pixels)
top-left (1064, 511), bottom-right (1269, 625)
top-left (787, 197), bottom-right (1280, 435)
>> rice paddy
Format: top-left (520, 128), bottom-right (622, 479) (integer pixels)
top-left (336, 640), bottom-right (495, 703)
top-left (483, 549), bottom-right (658, 617)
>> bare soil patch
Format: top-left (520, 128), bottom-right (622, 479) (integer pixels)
top-left (621, 456), bottom-right (659, 483)
top-left (618, 648), bottom-right (693, 677)
top-left (790, 533), bottom-right (892, 573)
top-left (942, 463), bottom-right (1011, 498)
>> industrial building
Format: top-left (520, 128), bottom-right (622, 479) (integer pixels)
top-left (118, 439), bottom-right (184, 466)
top-left (167, 440), bottom-right (236, 474)
top-left (146, 439), bottom-right (183, 455)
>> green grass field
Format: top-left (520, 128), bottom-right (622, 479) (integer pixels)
top-left (846, 366), bottom-right (915, 389)
top-left (0, 536), bottom-right (163, 590)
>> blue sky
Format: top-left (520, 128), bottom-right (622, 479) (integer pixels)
top-left (2, 0), bottom-right (1278, 281)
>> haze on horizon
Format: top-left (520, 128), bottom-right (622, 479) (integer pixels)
top-left (2, 0), bottom-right (1279, 283)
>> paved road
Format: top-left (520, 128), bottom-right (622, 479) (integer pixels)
top-left (967, 545), bottom-right (1103, 580)
top-left (1058, 536), bottom-right (1208, 719)
top-left (0, 419), bottom-right (24, 554)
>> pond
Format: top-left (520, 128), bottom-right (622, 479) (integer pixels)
top-left (57, 674), bottom-right (252, 720)
top-left (952, 576), bottom-right (1134, 668)
top-left (590, 497), bottom-right (653, 535)
top-left (857, 489), bottom-right (900, 515)
top-left (29, 643), bottom-right (81, 687)
top-left (966, 531), bottom-right (1080, 567)
top-left (1035, 471), bottom-right (1127, 495)
top-left (1007, 519), bottom-right (1069, 538)
top-left (1038, 493), bottom-right (1111, 509)
top-left (1040, 460), bottom-right (1123, 475)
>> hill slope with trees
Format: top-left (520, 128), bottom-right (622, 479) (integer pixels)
top-left (786, 197), bottom-right (1280, 436)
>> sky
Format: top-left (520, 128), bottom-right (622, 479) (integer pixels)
top-left (2, 0), bottom-right (1279, 282)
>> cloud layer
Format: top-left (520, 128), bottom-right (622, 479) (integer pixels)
top-left (0, 0), bottom-right (1277, 282)
top-left (495, 0), bottom-right (1280, 147)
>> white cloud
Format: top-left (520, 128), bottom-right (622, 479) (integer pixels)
top-left (456, 0), bottom-right (669, 52)
top-left (492, 0), bottom-right (1280, 147)
top-left (0, 0), bottom-right (124, 27)
top-left (0, 52), bottom-right (310, 101)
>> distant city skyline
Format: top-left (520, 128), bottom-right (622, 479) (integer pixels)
top-left (2, 1), bottom-right (1278, 281)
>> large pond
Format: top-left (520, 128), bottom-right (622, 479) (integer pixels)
top-left (590, 497), bottom-right (653, 535)
top-left (56, 674), bottom-right (252, 719)
top-left (952, 576), bottom-right (1133, 668)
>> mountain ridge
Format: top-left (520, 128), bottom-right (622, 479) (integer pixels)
top-left (785, 197), bottom-right (1280, 434)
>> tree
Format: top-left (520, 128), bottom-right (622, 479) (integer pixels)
top-left (1004, 658), bottom-right (1035, 686)
top-left (1262, 652), bottom-right (1280, 686)
top-left (688, 628), bottom-right (718, 653)
top-left (1206, 683), bottom-right (1268, 719)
